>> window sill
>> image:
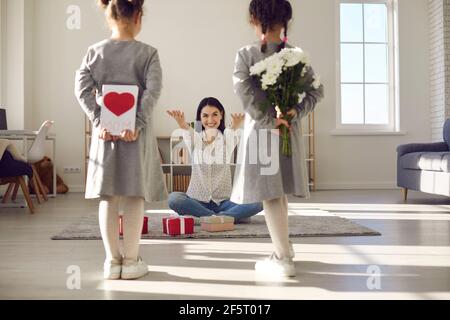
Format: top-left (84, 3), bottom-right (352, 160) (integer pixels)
top-left (330, 130), bottom-right (407, 136)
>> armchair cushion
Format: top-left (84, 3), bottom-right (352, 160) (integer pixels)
top-left (399, 152), bottom-right (450, 172)
top-left (397, 142), bottom-right (448, 158)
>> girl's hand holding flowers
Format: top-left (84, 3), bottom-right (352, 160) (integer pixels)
top-left (272, 114), bottom-right (291, 137)
top-left (275, 118), bottom-right (290, 130)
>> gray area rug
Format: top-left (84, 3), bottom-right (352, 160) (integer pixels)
top-left (51, 210), bottom-right (381, 240)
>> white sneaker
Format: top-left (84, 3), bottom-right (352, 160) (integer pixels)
top-left (121, 257), bottom-right (149, 280)
top-left (103, 260), bottom-right (121, 280)
top-left (289, 241), bottom-right (295, 259)
top-left (255, 253), bottom-right (296, 277)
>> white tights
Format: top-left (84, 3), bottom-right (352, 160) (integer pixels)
top-left (262, 195), bottom-right (291, 259)
top-left (99, 195), bottom-right (144, 264)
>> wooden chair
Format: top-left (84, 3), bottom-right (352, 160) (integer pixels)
top-left (26, 120), bottom-right (53, 201)
top-left (1, 176), bottom-right (35, 214)
top-left (29, 165), bottom-right (48, 202)
top-left (0, 148), bottom-right (36, 214)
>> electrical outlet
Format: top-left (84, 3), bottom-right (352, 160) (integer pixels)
top-left (64, 167), bottom-right (81, 174)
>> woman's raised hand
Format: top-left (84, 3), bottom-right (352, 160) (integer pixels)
top-left (230, 113), bottom-right (245, 130)
top-left (167, 110), bottom-right (190, 130)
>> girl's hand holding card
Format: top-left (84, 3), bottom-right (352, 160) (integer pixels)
top-left (99, 128), bottom-right (112, 141)
top-left (120, 129), bottom-right (140, 142)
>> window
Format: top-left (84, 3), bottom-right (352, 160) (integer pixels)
top-left (336, 0), bottom-right (398, 133)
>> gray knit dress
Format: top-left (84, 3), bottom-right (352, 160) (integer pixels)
top-left (231, 42), bottom-right (324, 204)
top-left (75, 39), bottom-right (168, 203)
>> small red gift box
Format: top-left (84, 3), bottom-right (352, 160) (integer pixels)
top-left (163, 216), bottom-right (194, 236)
top-left (119, 216), bottom-right (148, 236)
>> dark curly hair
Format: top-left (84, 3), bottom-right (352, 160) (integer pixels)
top-left (249, 0), bottom-right (292, 53)
top-left (98, 0), bottom-right (144, 21)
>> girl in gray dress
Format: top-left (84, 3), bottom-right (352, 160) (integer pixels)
top-left (231, 0), bottom-right (324, 277)
top-left (75, 0), bottom-right (167, 280)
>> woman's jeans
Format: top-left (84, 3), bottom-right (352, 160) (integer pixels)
top-left (168, 192), bottom-right (263, 221)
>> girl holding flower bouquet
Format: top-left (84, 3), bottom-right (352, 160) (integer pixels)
top-left (231, 0), bottom-right (324, 277)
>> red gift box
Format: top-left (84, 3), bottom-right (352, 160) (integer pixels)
top-left (119, 216), bottom-right (148, 236)
top-left (162, 216), bottom-right (194, 236)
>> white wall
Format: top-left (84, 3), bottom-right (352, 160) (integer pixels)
top-left (33, 0), bottom-right (106, 191)
top-left (28, 0), bottom-right (430, 191)
top-left (4, 0), bottom-right (25, 130)
top-left (0, 0), bottom-right (34, 130)
top-left (428, 0), bottom-right (450, 142)
top-left (0, 0), bottom-right (3, 105)
top-left (23, 0), bottom-right (34, 130)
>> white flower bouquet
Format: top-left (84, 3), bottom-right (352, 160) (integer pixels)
top-left (250, 47), bottom-right (321, 156)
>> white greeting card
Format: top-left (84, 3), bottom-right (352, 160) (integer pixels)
top-left (100, 84), bottom-right (139, 136)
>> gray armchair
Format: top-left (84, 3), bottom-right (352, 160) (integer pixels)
top-left (397, 119), bottom-right (450, 200)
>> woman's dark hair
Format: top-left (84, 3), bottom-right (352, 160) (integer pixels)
top-left (196, 97), bottom-right (226, 134)
top-left (98, 0), bottom-right (144, 21)
top-left (249, 0), bottom-right (292, 53)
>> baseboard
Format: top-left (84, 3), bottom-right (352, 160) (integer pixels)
top-left (316, 181), bottom-right (397, 190)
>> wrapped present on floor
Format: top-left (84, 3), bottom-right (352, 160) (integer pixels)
top-left (201, 215), bottom-right (235, 232)
top-left (163, 216), bottom-right (194, 236)
top-left (119, 216), bottom-right (148, 236)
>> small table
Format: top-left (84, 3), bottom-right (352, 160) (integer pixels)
top-left (0, 130), bottom-right (57, 198)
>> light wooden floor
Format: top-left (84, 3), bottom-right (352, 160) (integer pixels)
top-left (0, 190), bottom-right (449, 300)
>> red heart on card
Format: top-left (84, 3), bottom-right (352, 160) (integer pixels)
top-left (103, 92), bottom-right (135, 117)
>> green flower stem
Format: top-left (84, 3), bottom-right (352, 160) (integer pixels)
top-left (281, 124), bottom-right (292, 157)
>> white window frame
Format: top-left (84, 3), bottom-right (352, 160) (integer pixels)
top-left (334, 0), bottom-right (400, 134)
